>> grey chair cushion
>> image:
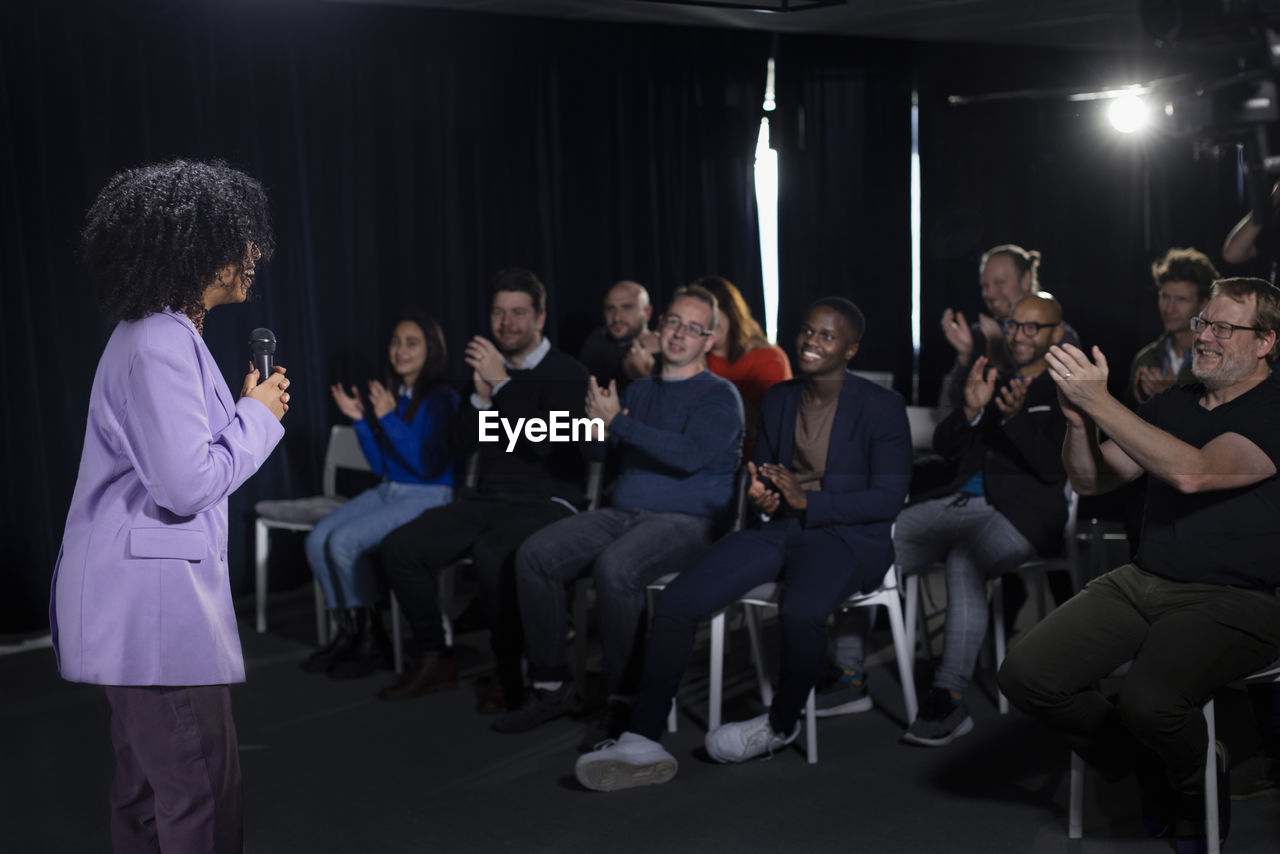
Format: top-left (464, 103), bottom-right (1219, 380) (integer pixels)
top-left (254, 496), bottom-right (346, 525)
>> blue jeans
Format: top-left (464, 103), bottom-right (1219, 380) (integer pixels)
top-left (305, 481), bottom-right (452, 609)
top-left (515, 508), bottom-right (712, 697)
top-left (833, 494), bottom-right (1035, 694)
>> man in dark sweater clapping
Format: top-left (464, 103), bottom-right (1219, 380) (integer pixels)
top-left (494, 284), bottom-right (744, 746)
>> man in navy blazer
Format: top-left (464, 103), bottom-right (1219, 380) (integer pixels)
top-left (575, 297), bottom-right (912, 791)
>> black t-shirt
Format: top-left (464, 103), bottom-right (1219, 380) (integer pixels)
top-left (1134, 379), bottom-right (1280, 588)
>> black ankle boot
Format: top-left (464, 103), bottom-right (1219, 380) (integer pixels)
top-left (328, 607), bottom-right (392, 680)
top-left (299, 609), bottom-right (358, 673)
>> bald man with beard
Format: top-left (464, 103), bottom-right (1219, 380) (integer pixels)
top-left (579, 280), bottom-right (660, 392)
top-left (836, 293), bottom-right (1071, 746)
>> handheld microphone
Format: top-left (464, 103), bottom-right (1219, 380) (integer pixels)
top-left (249, 328), bottom-right (276, 384)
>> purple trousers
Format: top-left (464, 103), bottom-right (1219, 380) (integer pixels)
top-left (103, 685), bottom-right (242, 853)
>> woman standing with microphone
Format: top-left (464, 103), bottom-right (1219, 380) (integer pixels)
top-left (51, 160), bottom-right (289, 852)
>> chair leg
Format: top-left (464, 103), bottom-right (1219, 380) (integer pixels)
top-left (743, 604), bottom-right (772, 708)
top-left (254, 520), bottom-right (269, 633)
top-left (438, 563), bottom-right (456, 648)
top-left (805, 687), bottom-right (817, 764)
top-left (903, 572), bottom-right (919, 656)
top-left (1068, 751), bottom-right (1084, 839)
top-left (991, 577), bottom-right (1009, 715)
top-left (312, 578), bottom-right (328, 645)
top-left (1205, 699), bottom-right (1220, 854)
top-left (390, 591), bottom-right (404, 674)
top-left (710, 610), bottom-right (726, 731)
top-left (571, 578), bottom-right (590, 700)
top-left (882, 598), bottom-right (919, 723)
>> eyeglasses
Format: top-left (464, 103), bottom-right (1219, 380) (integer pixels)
top-left (661, 315), bottom-right (712, 338)
top-left (1000, 318), bottom-right (1059, 336)
top-left (1189, 315), bottom-right (1264, 339)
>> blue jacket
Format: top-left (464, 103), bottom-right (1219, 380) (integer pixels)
top-left (752, 371), bottom-right (912, 572)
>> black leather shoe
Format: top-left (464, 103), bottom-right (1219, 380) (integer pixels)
top-left (299, 609), bottom-right (357, 674)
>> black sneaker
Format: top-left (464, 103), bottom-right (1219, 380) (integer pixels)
top-left (814, 668), bottom-right (873, 718)
top-left (491, 683), bottom-right (578, 734)
top-left (900, 686), bottom-right (974, 747)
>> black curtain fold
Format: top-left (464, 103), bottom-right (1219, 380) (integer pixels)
top-left (772, 35), bottom-right (915, 394)
top-left (2, 0), bottom-right (768, 631)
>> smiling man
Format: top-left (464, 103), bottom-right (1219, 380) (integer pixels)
top-left (852, 292), bottom-right (1069, 747)
top-left (1000, 278), bottom-right (1280, 851)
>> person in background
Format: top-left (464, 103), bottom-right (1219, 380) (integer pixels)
top-left (1128, 248), bottom-right (1216, 407)
top-left (699, 274), bottom-right (792, 459)
top-left (52, 159), bottom-right (289, 852)
top-left (300, 311), bottom-right (459, 679)
top-left (578, 279), bottom-right (659, 392)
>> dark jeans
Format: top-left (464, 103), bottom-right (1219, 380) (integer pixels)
top-left (515, 508), bottom-right (711, 697)
top-left (104, 684), bottom-right (242, 854)
top-left (629, 517), bottom-right (886, 740)
top-left (379, 493), bottom-right (572, 697)
top-left (998, 563), bottom-right (1280, 797)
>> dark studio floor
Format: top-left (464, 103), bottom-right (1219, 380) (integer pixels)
top-left (3, 581), bottom-right (1278, 854)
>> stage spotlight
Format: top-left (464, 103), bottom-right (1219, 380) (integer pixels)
top-left (1109, 94), bottom-right (1149, 133)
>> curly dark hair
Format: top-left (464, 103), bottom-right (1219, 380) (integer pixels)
top-left (1151, 247), bottom-right (1219, 302)
top-left (82, 159), bottom-right (275, 321)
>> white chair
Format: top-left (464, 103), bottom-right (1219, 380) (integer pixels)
top-left (253, 425), bottom-right (370, 642)
top-left (903, 483), bottom-right (1081, 714)
top-left (905, 405), bottom-right (948, 451)
top-left (851, 370), bottom-right (894, 390)
top-left (1067, 657), bottom-right (1280, 853)
top-left (730, 563), bottom-right (920, 764)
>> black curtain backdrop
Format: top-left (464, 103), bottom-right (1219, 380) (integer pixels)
top-left (772, 35), bottom-right (915, 395)
top-left (3, 1), bottom-right (1259, 633)
top-left (2, 0), bottom-right (768, 632)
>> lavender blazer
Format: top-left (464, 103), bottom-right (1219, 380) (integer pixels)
top-left (51, 310), bottom-right (284, 686)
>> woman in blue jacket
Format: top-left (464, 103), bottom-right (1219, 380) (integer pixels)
top-left (302, 311), bottom-right (459, 677)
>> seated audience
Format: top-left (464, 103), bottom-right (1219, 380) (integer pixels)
top-left (1129, 248), bottom-right (1215, 406)
top-left (872, 293), bottom-right (1069, 746)
top-left (999, 278), bottom-right (1280, 851)
top-left (699, 274), bottom-right (792, 459)
top-left (376, 268), bottom-right (589, 712)
top-left (938, 244), bottom-right (1079, 408)
top-left (578, 279), bottom-right (659, 392)
top-left (495, 285), bottom-right (743, 745)
top-left (574, 297), bottom-right (911, 791)
top-left (301, 312), bottom-right (458, 678)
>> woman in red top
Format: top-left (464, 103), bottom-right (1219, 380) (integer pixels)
top-left (697, 275), bottom-right (792, 459)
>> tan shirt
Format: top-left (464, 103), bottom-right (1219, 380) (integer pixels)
top-left (792, 388), bottom-right (838, 492)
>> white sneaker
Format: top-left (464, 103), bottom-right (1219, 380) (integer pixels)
top-left (575, 732), bottom-right (679, 792)
top-left (705, 714), bottom-right (800, 763)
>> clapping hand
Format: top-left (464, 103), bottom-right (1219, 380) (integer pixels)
top-left (368, 380), bottom-right (396, 419)
top-left (1132, 364), bottom-right (1173, 404)
top-left (1046, 343), bottom-right (1111, 414)
top-left (465, 336), bottom-right (509, 402)
top-left (622, 337), bottom-right (656, 380)
top-left (330, 383), bottom-right (365, 421)
top-left (760, 463), bottom-right (807, 513)
top-left (585, 376), bottom-right (622, 430)
top-left (941, 309), bottom-right (974, 363)
top-left (995, 376), bottom-right (1031, 420)
top-left (746, 462), bottom-right (781, 515)
top-left (962, 356), bottom-right (998, 421)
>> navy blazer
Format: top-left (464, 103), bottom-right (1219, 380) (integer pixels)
top-left (752, 371), bottom-right (913, 574)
